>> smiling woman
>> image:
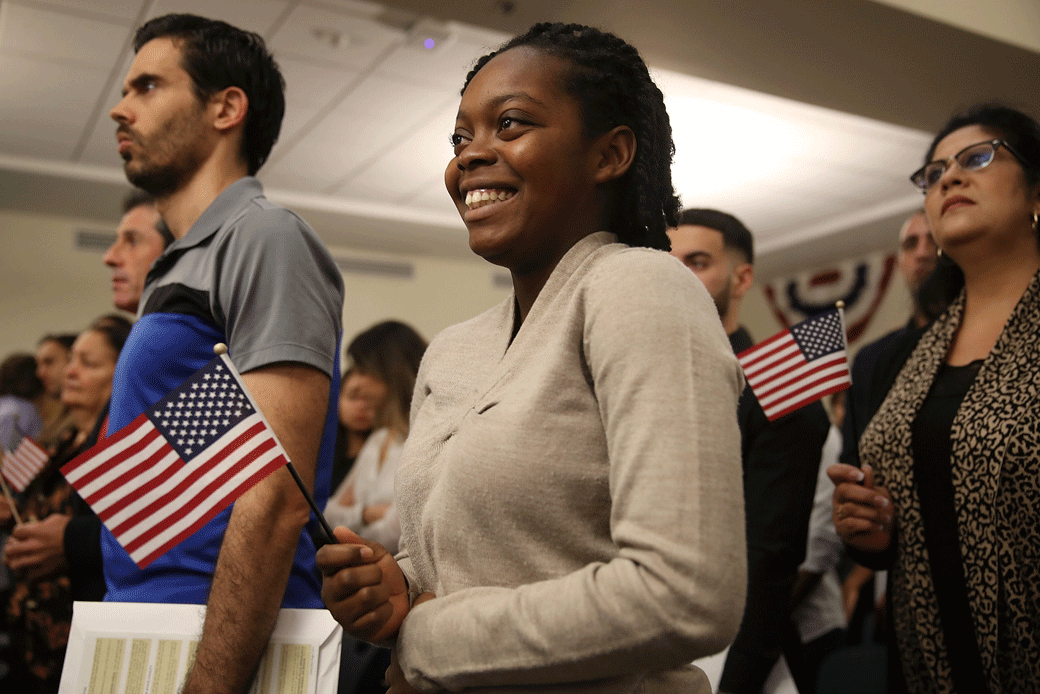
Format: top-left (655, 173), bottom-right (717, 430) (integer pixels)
top-left (318, 22), bottom-right (747, 694)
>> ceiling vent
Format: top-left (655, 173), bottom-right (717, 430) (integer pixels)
top-left (75, 229), bottom-right (116, 252)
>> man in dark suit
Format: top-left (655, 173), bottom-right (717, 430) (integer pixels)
top-left (669, 209), bottom-right (830, 694)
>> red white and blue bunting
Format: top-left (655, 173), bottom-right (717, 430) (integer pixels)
top-left (763, 252), bottom-right (895, 344)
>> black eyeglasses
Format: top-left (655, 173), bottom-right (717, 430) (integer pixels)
top-left (910, 139), bottom-right (1025, 192)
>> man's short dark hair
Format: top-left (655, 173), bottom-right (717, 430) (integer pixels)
top-left (677, 208), bottom-right (754, 265)
top-left (133, 13), bottom-right (285, 176)
top-left (38, 333), bottom-right (77, 352)
top-left (122, 188), bottom-right (174, 248)
top-left (122, 188), bottom-right (156, 214)
top-left (0, 353), bottom-right (44, 400)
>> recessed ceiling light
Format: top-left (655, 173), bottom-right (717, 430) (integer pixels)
top-left (310, 27), bottom-right (346, 49)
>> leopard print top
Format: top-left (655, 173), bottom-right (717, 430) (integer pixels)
top-left (859, 271), bottom-right (1040, 693)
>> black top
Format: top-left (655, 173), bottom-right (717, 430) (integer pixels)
top-left (840, 319), bottom-right (918, 465)
top-left (910, 360), bottom-right (988, 692)
top-left (719, 327), bottom-right (831, 694)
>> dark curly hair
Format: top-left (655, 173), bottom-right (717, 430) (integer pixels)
top-left (924, 102), bottom-right (1040, 189)
top-left (462, 23), bottom-right (680, 250)
top-left (134, 14), bottom-right (285, 175)
top-left (0, 353), bottom-right (44, 400)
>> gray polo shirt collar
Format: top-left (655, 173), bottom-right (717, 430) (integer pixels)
top-left (167, 176), bottom-right (265, 252)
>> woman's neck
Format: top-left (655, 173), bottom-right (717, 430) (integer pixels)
top-left (949, 243), bottom-right (1040, 365)
top-left (960, 243), bottom-right (1040, 314)
top-left (66, 405), bottom-right (102, 445)
top-left (346, 429), bottom-right (369, 458)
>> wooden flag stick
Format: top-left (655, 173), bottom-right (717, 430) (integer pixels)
top-left (0, 465), bottom-right (23, 526)
top-left (212, 343), bottom-right (337, 545)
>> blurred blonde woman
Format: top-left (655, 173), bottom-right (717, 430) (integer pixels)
top-left (3, 317), bottom-right (131, 694)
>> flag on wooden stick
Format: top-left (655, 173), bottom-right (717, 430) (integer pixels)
top-left (737, 308), bottom-right (851, 421)
top-left (62, 353), bottom-right (291, 568)
top-left (2, 435), bottom-right (49, 492)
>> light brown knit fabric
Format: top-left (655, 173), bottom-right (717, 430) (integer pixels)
top-left (394, 233), bottom-right (747, 692)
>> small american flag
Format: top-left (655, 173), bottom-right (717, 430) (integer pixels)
top-left (2, 435), bottom-right (49, 492)
top-left (61, 354), bottom-right (290, 568)
top-left (737, 309), bottom-right (851, 421)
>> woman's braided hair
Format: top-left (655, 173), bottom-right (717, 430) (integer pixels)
top-left (462, 22), bottom-right (680, 250)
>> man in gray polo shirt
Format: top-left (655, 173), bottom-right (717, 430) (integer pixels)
top-left (106, 14), bottom-right (344, 694)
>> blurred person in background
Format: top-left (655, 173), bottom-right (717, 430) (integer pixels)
top-left (841, 210), bottom-right (937, 465)
top-left (325, 320), bottom-right (426, 555)
top-left (0, 353), bottom-right (45, 685)
top-left (2, 317), bottom-right (131, 694)
top-left (33, 335), bottom-right (76, 445)
top-left (0, 354), bottom-right (44, 451)
top-left (324, 321), bottom-right (425, 694)
top-left (331, 368), bottom-right (379, 495)
top-left (784, 390), bottom-right (850, 694)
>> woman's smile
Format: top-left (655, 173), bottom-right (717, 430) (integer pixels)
top-left (445, 46), bottom-right (605, 272)
top-left (464, 188), bottom-right (517, 211)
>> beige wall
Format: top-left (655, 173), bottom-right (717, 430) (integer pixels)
top-left (0, 208), bottom-right (511, 361)
top-left (0, 209), bottom-right (118, 357)
top-left (331, 246), bottom-right (511, 349)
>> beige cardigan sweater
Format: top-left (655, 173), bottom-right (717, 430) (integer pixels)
top-left (393, 233), bottom-right (747, 693)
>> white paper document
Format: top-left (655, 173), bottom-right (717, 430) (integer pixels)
top-left (58, 602), bottom-right (342, 694)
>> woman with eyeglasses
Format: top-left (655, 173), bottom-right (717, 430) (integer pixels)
top-left (829, 103), bottom-right (1040, 693)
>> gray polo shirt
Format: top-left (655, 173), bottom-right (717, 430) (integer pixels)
top-left (103, 176), bottom-right (344, 607)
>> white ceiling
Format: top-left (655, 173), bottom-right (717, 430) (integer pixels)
top-left (0, 0), bottom-right (1015, 279)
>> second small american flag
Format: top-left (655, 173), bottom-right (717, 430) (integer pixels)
top-left (737, 309), bottom-right (851, 421)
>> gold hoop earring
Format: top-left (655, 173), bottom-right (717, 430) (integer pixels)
top-left (937, 246), bottom-right (943, 257)
top-left (1033, 212), bottom-right (1039, 234)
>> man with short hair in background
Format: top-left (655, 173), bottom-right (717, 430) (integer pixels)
top-left (105, 14), bottom-right (343, 694)
top-left (669, 209), bottom-right (829, 694)
top-left (841, 211), bottom-right (937, 464)
top-left (103, 189), bottom-right (173, 314)
top-left (3, 191), bottom-right (174, 610)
